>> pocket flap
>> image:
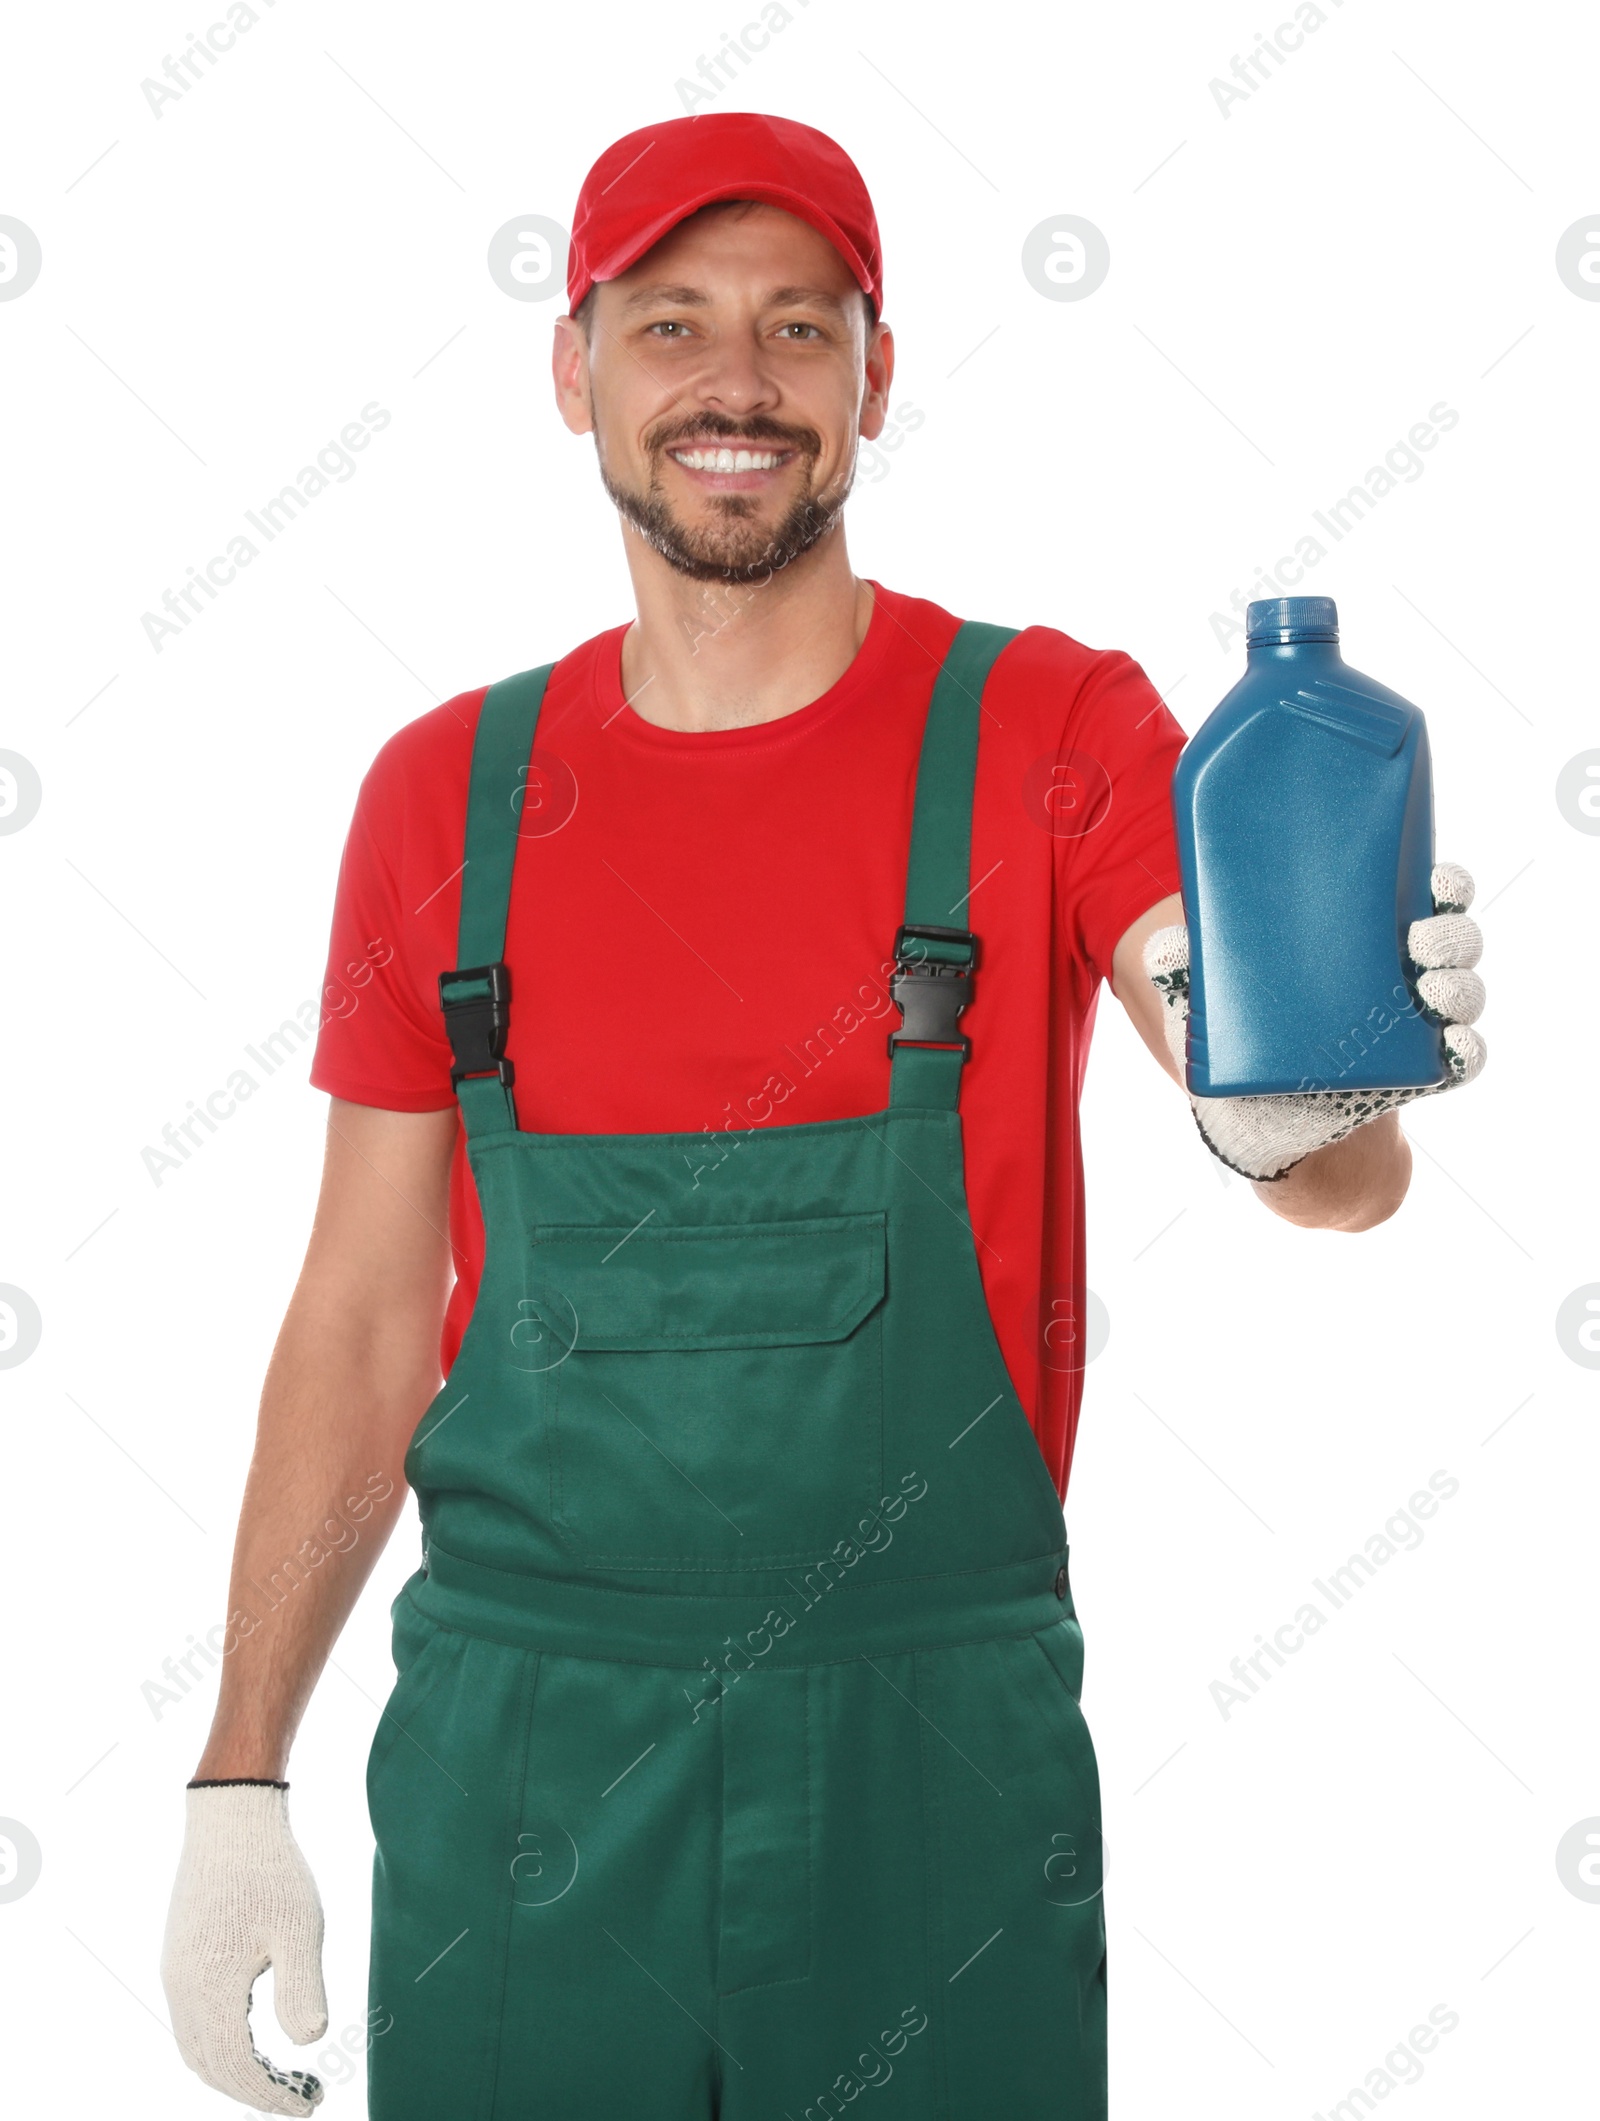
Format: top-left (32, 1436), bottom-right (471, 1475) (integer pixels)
top-left (529, 1211), bottom-right (886, 1351)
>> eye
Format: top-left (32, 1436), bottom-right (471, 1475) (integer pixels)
top-left (777, 321), bottom-right (823, 340)
top-left (646, 320), bottom-right (693, 339)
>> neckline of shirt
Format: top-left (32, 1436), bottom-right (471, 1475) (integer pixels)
top-left (590, 577), bottom-right (901, 753)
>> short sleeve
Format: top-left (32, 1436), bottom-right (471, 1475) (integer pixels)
top-left (1057, 650), bottom-right (1188, 987)
top-left (309, 697), bottom-right (483, 1111)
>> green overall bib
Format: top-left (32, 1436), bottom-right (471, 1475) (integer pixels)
top-left (366, 623), bottom-right (1107, 2119)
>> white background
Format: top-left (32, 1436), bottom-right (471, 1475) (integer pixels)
top-left (2, 0), bottom-right (1595, 2113)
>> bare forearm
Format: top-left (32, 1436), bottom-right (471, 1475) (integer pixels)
top-left (193, 1307), bottom-right (439, 1780)
top-left (194, 1100), bottom-right (457, 1781)
top-left (1250, 1109), bottom-right (1412, 1231)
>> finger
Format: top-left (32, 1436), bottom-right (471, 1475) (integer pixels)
top-left (185, 1970), bottom-right (324, 2113)
top-left (1415, 967), bottom-right (1486, 1024)
top-left (272, 1928), bottom-right (329, 2047)
top-left (1441, 1021), bottom-right (1487, 1086)
top-left (247, 2052), bottom-right (325, 2113)
top-left (1408, 911), bottom-right (1481, 970)
top-left (1431, 860), bottom-right (1474, 913)
top-left (1141, 923), bottom-right (1189, 979)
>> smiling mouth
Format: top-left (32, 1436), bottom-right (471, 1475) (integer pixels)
top-left (668, 444), bottom-right (794, 473)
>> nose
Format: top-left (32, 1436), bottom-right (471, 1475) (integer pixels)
top-left (689, 332), bottom-right (781, 423)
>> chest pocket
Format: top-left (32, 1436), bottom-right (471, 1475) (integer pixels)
top-left (531, 1211), bottom-right (887, 1569)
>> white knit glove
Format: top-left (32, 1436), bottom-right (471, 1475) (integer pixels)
top-left (1143, 859), bottom-right (1488, 1182)
top-left (162, 1783), bottom-right (327, 2113)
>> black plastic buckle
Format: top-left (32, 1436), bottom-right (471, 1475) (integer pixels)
top-left (887, 924), bottom-right (979, 1057)
top-left (438, 962), bottom-right (514, 1089)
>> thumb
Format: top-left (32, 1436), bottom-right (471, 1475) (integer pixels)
top-left (1141, 923), bottom-right (1191, 1076)
top-left (272, 1927), bottom-right (328, 2047)
top-left (1141, 922), bottom-right (1189, 983)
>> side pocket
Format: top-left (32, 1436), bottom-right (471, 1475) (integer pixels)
top-left (1028, 1623), bottom-right (1105, 1915)
top-left (366, 1599), bottom-right (460, 1792)
top-left (1033, 1615), bottom-right (1086, 1706)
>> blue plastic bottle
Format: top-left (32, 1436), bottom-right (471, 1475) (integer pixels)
top-left (1172, 596), bottom-right (1447, 1097)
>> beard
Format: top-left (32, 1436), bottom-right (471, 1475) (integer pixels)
top-left (596, 414), bottom-right (855, 585)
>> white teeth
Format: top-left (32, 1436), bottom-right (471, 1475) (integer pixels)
top-left (671, 446), bottom-right (783, 472)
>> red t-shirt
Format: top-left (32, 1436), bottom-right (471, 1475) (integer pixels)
top-left (310, 581), bottom-right (1185, 1499)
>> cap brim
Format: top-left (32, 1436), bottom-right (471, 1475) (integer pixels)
top-left (584, 182), bottom-right (877, 306)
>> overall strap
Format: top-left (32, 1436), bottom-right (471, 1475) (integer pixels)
top-left (888, 620), bottom-right (1019, 1110)
top-left (438, 664), bottom-right (555, 1136)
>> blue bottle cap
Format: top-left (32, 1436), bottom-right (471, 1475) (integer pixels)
top-left (1246, 596), bottom-right (1339, 644)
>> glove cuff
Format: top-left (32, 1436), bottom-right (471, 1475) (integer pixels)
top-left (1188, 1101), bottom-right (1304, 1182)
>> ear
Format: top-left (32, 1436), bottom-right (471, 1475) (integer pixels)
top-left (857, 320), bottom-right (895, 444)
top-left (552, 314), bottom-right (594, 438)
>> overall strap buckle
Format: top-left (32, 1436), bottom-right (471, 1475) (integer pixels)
top-left (887, 924), bottom-right (979, 1058)
top-left (439, 962), bottom-right (515, 1090)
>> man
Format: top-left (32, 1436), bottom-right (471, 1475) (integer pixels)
top-left (161, 112), bottom-right (1486, 2119)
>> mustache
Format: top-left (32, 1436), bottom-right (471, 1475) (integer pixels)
top-left (647, 413), bottom-right (822, 458)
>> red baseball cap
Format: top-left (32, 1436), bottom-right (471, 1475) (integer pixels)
top-left (567, 113), bottom-right (883, 319)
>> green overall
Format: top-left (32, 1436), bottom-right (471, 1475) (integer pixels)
top-left (366, 623), bottom-right (1107, 2119)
